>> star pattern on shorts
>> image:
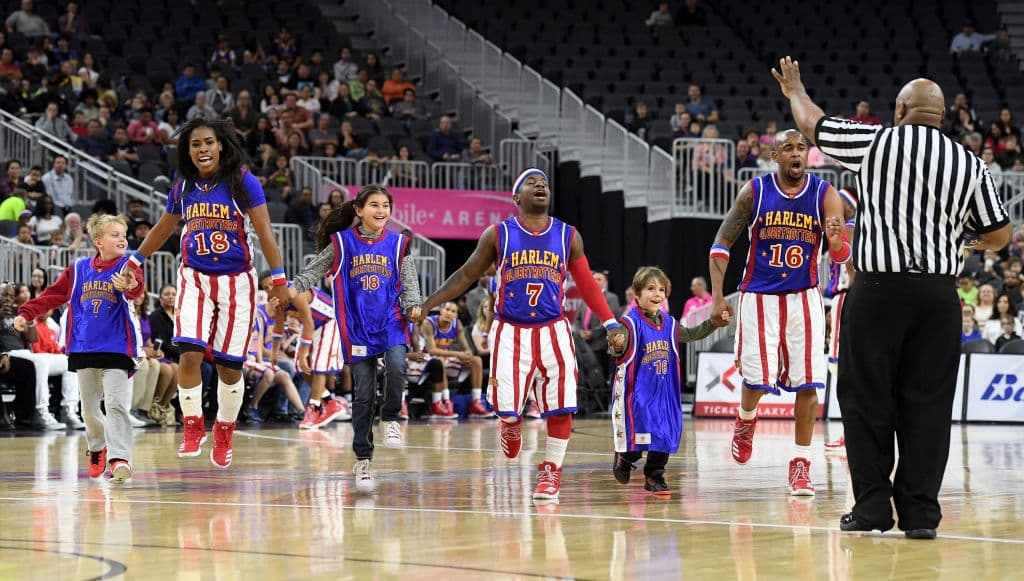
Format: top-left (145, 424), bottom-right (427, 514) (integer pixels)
top-left (616, 429), bottom-right (624, 439)
top-left (614, 410), bottom-right (622, 420)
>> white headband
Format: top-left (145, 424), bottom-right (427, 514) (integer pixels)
top-left (512, 168), bottom-right (548, 197)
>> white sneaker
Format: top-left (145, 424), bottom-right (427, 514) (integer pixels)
top-left (128, 412), bottom-right (147, 428)
top-left (38, 410), bottom-right (66, 430)
top-left (61, 407), bottom-right (85, 430)
top-left (353, 459), bottom-right (376, 492)
top-left (380, 420), bottom-right (403, 449)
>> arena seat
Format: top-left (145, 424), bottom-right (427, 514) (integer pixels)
top-left (998, 339), bottom-right (1024, 354)
top-left (962, 339), bottom-right (996, 354)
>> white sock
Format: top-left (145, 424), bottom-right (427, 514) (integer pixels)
top-left (793, 443), bottom-right (812, 459)
top-left (738, 406), bottom-right (757, 420)
top-left (216, 377), bottom-right (244, 423)
top-left (309, 398), bottom-right (321, 407)
top-left (431, 391), bottom-right (442, 403)
top-left (471, 388), bottom-right (482, 401)
top-left (178, 385), bottom-right (203, 417)
top-left (321, 392), bottom-right (333, 401)
top-left (544, 436), bottom-right (569, 468)
top-left (442, 388), bottom-right (451, 401)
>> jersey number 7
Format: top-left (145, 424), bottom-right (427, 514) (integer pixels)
top-left (526, 283), bottom-right (543, 307)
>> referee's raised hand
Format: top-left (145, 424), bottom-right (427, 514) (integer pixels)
top-left (771, 56), bottom-right (805, 99)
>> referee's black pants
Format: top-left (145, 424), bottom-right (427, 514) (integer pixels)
top-left (837, 272), bottom-right (960, 531)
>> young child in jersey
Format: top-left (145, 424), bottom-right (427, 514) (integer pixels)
top-left (129, 118), bottom-right (290, 468)
top-left (608, 267), bottom-right (727, 495)
top-left (15, 214), bottom-right (145, 482)
top-left (270, 282), bottom-right (350, 429)
top-left (421, 301), bottom-right (493, 419)
top-left (290, 185), bottom-right (421, 492)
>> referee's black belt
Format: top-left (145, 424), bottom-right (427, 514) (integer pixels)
top-left (858, 271), bottom-right (956, 283)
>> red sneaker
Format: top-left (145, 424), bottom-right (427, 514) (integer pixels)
top-left (428, 400), bottom-right (458, 419)
top-left (87, 447), bottom-right (107, 478)
top-left (533, 461), bottom-right (562, 499)
top-left (444, 399), bottom-right (457, 416)
top-left (788, 457), bottom-right (815, 496)
top-left (299, 404), bottom-right (319, 430)
top-left (313, 398), bottom-right (346, 428)
top-left (210, 420), bottom-right (236, 468)
top-left (398, 399), bottom-right (409, 420)
top-left (178, 416), bottom-right (206, 458)
top-left (825, 436), bottom-right (846, 449)
top-left (468, 398), bottom-right (496, 418)
top-left (499, 420), bottom-right (522, 458)
top-left (731, 416), bottom-right (757, 464)
top-left (109, 459), bottom-right (133, 483)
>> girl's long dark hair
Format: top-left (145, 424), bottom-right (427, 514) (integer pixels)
top-left (175, 118), bottom-right (251, 208)
top-left (314, 184), bottom-right (393, 251)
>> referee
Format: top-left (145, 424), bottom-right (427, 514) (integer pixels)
top-left (771, 57), bottom-right (1011, 539)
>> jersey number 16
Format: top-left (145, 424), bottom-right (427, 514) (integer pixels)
top-left (767, 244), bottom-right (805, 269)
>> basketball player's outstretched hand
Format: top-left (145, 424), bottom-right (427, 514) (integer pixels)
top-left (608, 327), bottom-right (627, 351)
top-left (770, 56), bottom-right (804, 99)
top-left (406, 305), bottom-right (423, 323)
top-left (112, 269), bottom-right (138, 292)
top-left (269, 285), bottom-right (290, 317)
top-left (711, 297), bottom-right (734, 328)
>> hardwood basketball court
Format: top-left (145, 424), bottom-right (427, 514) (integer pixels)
top-left (1, 418), bottom-right (1021, 579)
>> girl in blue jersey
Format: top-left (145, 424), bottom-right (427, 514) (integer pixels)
top-left (130, 118), bottom-right (290, 469)
top-left (15, 214), bottom-right (146, 483)
top-left (290, 185), bottom-right (422, 492)
top-left (608, 267), bottom-right (725, 495)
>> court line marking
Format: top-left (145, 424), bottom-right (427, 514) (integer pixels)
top-left (0, 495), bottom-right (1020, 546)
top-left (0, 543), bottom-right (127, 580)
top-left (0, 537), bottom-right (584, 580)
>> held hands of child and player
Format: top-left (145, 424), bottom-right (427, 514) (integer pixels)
top-left (268, 294), bottom-right (314, 374)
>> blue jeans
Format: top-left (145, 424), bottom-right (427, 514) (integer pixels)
top-left (350, 344), bottom-right (407, 460)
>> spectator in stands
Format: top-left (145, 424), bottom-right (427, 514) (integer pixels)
top-left (261, 153), bottom-right (294, 194)
top-left (57, 1), bottom-right (90, 39)
top-left (574, 270), bottom-right (621, 372)
top-left (210, 35), bottom-right (237, 70)
top-left (645, 2), bottom-right (673, 32)
top-left (391, 88), bottom-right (427, 129)
top-left (69, 111), bottom-right (88, 137)
top-left (1, 159), bottom-right (21, 200)
top-left (389, 145), bottom-right (420, 185)
top-left (675, 0), bottom-right (707, 27)
top-left (73, 88), bottom-right (99, 121)
top-left (382, 68), bottom-right (415, 105)
top-left (328, 82), bottom-right (359, 119)
top-left (364, 51), bottom-right (385, 86)
top-left (339, 120), bottom-right (368, 159)
top-left (682, 276), bottom-right (712, 323)
top-left (273, 27), bottom-right (298, 61)
top-left (63, 211), bottom-right (85, 250)
top-left (464, 137), bottom-right (493, 165)
top-left (326, 188), bottom-right (345, 209)
top-left (29, 194), bottom-right (60, 244)
top-left (734, 139), bottom-right (758, 172)
top-left (127, 108), bottom-right (161, 146)
top-left (983, 294), bottom-right (1022, 342)
top-left (309, 113), bottom-right (338, 156)
top-left (0, 186), bottom-right (25, 221)
top-left (296, 85), bottom-right (320, 114)
top-left (41, 155), bottom-right (73, 214)
top-left (187, 91), bottom-right (218, 122)
top-left (359, 79), bottom-right (388, 121)
top-left (984, 123), bottom-right (1006, 156)
top-left (5, 0), bottom-right (48, 39)
top-left (315, 69), bottom-right (339, 104)
top-left (626, 101), bottom-right (653, 141)
top-left (108, 127), bottom-right (140, 174)
top-left (693, 125), bottom-right (727, 178)
top-left (962, 131), bottom-right (983, 155)
top-left (0, 291), bottom-right (43, 429)
top-left (285, 186), bottom-right (316, 240)
top-left (20, 49), bottom-right (46, 87)
top-left (427, 115), bottom-right (462, 161)
top-left (992, 26), bottom-right (1014, 63)
top-left (205, 75), bottom-right (234, 116)
top-left (91, 198), bottom-right (116, 217)
top-left (994, 314), bottom-right (1021, 350)
top-left (129, 220), bottom-right (151, 250)
top-left (174, 64), bottom-right (205, 107)
top-left (850, 100), bottom-right (881, 125)
top-left (982, 146), bottom-right (1004, 189)
top-left (246, 117), bottom-right (275, 158)
top-left (282, 93), bottom-right (313, 132)
top-left (961, 305), bottom-right (983, 343)
top-left (949, 18), bottom-right (995, 55)
top-left (670, 104), bottom-right (688, 131)
top-left (334, 46), bottom-right (358, 84)
top-left (148, 285), bottom-right (181, 425)
top-left (293, 63), bottom-right (316, 92)
top-left (157, 108), bottom-right (181, 145)
top-left (282, 130), bottom-right (308, 159)
top-left (998, 133), bottom-right (1021, 168)
top-left (227, 90), bottom-right (257, 140)
top-left (958, 275), bottom-right (979, 305)
top-left (685, 84), bottom-right (718, 123)
top-left (317, 201), bottom-right (332, 223)
top-left (998, 108), bottom-right (1021, 139)
top-left (974, 283), bottom-right (996, 324)
top-left (0, 48), bottom-right (20, 81)
top-left (77, 53), bottom-right (98, 88)
top-left (273, 58), bottom-right (292, 87)
top-left (349, 68), bottom-right (368, 101)
top-left (126, 198), bottom-right (150, 228)
top-left (15, 222), bottom-right (33, 244)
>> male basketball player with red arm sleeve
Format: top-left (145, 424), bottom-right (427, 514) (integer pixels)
top-left (418, 168), bottom-right (624, 501)
top-left (708, 130), bottom-right (847, 496)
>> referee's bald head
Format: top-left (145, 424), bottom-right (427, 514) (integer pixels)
top-left (895, 79), bottom-right (945, 128)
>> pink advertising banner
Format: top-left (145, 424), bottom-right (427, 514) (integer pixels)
top-left (322, 185), bottom-right (517, 239)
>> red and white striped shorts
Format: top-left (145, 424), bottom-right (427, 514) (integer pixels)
top-left (828, 291), bottom-right (846, 364)
top-left (735, 288), bottom-right (826, 393)
top-left (309, 323), bottom-right (343, 375)
top-left (174, 266), bottom-right (256, 363)
top-left (489, 317), bottom-right (578, 418)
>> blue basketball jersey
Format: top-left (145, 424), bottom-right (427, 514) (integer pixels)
top-left (739, 173), bottom-right (829, 294)
top-left (327, 228), bottom-right (410, 363)
top-left (493, 217), bottom-right (573, 325)
top-left (284, 285), bottom-right (334, 330)
top-left (427, 315), bottom-right (458, 349)
top-left (164, 169), bottom-right (267, 275)
top-left (63, 257), bottom-right (143, 358)
top-left (615, 307), bottom-right (683, 454)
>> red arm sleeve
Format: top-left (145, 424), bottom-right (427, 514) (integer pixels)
top-left (123, 262), bottom-right (145, 300)
top-left (18, 266), bottom-right (73, 321)
top-left (568, 256), bottom-right (616, 326)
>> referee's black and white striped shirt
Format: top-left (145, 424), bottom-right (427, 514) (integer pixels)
top-left (815, 117), bottom-right (1010, 275)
